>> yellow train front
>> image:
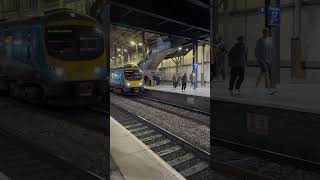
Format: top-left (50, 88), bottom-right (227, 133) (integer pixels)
top-left (110, 65), bottom-right (144, 94)
top-left (0, 9), bottom-right (107, 105)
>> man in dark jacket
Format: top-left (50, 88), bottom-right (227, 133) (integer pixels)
top-left (181, 73), bottom-right (187, 91)
top-left (228, 36), bottom-right (247, 95)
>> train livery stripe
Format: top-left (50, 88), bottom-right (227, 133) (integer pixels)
top-left (46, 20), bottom-right (97, 27)
top-left (47, 53), bottom-right (106, 81)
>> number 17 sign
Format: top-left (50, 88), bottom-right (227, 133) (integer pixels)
top-left (268, 6), bottom-right (281, 27)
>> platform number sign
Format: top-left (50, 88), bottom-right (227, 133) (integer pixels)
top-left (247, 112), bottom-right (269, 136)
top-left (193, 63), bottom-right (198, 70)
top-left (268, 6), bottom-right (281, 26)
top-left (187, 97), bottom-right (194, 105)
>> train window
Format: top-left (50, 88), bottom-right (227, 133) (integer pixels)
top-left (111, 70), bottom-right (123, 82)
top-left (11, 31), bottom-right (34, 65)
top-left (124, 69), bottom-right (143, 80)
top-left (45, 26), bottom-right (104, 60)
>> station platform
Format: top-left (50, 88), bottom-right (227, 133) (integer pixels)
top-left (110, 116), bottom-right (185, 180)
top-left (0, 172), bottom-right (10, 180)
top-left (145, 84), bottom-right (210, 98)
top-left (213, 78), bottom-right (320, 113)
top-left (213, 77), bottom-right (320, 164)
top-left (143, 84), bottom-right (210, 113)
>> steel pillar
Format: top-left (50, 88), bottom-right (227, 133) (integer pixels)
top-left (201, 43), bottom-right (205, 86)
top-left (210, 0), bottom-right (217, 82)
top-left (16, 0), bottom-right (22, 17)
top-left (193, 41), bottom-right (198, 89)
top-left (271, 0), bottom-right (281, 86)
top-left (291, 0), bottom-right (302, 79)
top-left (265, 0), bottom-right (280, 87)
top-left (142, 32), bottom-right (146, 59)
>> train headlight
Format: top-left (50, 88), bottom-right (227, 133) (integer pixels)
top-left (139, 82), bottom-right (143, 86)
top-left (94, 65), bottom-right (103, 75)
top-left (126, 82), bottom-right (131, 87)
top-left (49, 65), bottom-right (64, 78)
top-left (55, 67), bottom-right (64, 77)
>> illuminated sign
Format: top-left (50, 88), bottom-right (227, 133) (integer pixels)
top-left (268, 6), bottom-right (281, 26)
top-left (48, 29), bottom-right (73, 33)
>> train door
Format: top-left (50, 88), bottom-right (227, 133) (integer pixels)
top-left (0, 30), bottom-right (6, 74)
top-left (0, 29), bottom-right (9, 91)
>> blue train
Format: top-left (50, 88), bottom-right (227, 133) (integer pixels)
top-left (0, 9), bottom-right (107, 105)
top-left (110, 64), bottom-right (144, 94)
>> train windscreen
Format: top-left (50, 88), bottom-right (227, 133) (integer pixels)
top-left (124, 69), bottom-right (143, 81)
top-left (45, 26), bottom-right (104, 60)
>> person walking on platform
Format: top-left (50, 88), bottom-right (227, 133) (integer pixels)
top-left (172, 74), bottom-right (177, 88)
top-left (215, 36), bottom-right (228, 81)
top-left (177, 73), bottom-right (181, 87)
top-left (228, 36), bottom-right (247, 96)
top-left (189, 72), bottom-right (193, 88)
top-left (255, 28), bottom-right (276, 94)
top-left (190, 70), bottom-right (196, 90)
top-left (181, 73), bottom-right (187, 91)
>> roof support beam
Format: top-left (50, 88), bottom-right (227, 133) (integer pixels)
top-left (179, 27), bottom-right (194, 32)
top-left (154, 20), bottom-right (168, 27)
top-left (112, 22), bottom-right (193, 40)
top-left (120, 9), bottom-right (132, 17)
top-left (110, 1), bottom-right (209, 33)
top-left (185, 0), bottom-right (210, 9)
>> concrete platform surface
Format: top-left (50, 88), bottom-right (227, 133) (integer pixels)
top-left (0, 172), bottom-right (10, 180)
top-left (110, 116), bottom-right (186, 180)
top-left (145, 84), bottom-right (210, 98)
top-left (213, 78), bottom-right (320, 114)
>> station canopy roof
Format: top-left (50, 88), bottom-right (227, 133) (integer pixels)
top-left (111, 0), bottom-right (210, 40)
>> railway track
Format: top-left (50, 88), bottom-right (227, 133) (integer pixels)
top-left (0, 129), bottom-right (105, 180)
top-left (0, 96), bottom-right (108, 134)
top-left (139, 95), bottom-right (210, 116)
top-left (109, 103), bottom-right (211, 180)
top-left (213, 137), bottom-right (320, 180)
top-left (126, 95), bottom-right (210, 126)
top-left (108, 94), bottom-right (320, 180)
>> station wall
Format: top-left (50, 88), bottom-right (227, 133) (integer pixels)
top-left (220, 1), bottom-right (320, 66)
top-left (218, 0), bottom-right (320, 80)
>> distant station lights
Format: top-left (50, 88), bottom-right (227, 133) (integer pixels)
top-left (177, 47), bottom-right (189, 52)
top-left (130, 41), bottom-right (143, 46)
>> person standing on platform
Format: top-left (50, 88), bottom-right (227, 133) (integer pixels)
top-left (172, 74), bottom-right (177, 88)
top-left (189, 71), bottom-right (194, 89)
top-left (255, 28), bottom-right (275, 94)
top-left (228, 36), bottom-right (247, 96)
top-left (177, 73), bottom-right (181, 87)
top-left (190, 70), bottom-right (197, 89)
top-left (144, 75), bottom-right (149, 86)
top-left (215, 36), bottom-right (228, 81)
top-left (181, 73), bottom-right (187, 91)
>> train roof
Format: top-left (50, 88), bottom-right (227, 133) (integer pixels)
top-left (0, 9), bottom-right (97, 27)
top-left (111, 64), bottom-right (141, 70)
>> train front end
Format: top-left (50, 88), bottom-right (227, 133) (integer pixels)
top-left (122, 66), bottom-right (144, 94)
top-left (44, 11), bottom-right (107, 104)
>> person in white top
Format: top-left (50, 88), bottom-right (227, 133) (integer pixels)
top-left (255, 28), bottom-right (273, 92)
